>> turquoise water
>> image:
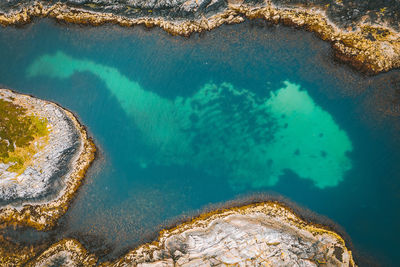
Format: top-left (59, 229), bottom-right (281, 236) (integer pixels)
top-left (27, 51), bottom-right (352, 189)
top-left (0, 20), bottom-right (400, 265)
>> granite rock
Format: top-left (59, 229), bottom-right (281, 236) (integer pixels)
top-left (0, 89), bottom-right (95, 230)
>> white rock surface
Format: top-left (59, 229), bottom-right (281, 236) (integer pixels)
top-left (28, 203), bottom-right (356, 266)
top-left (115, 204), bottom-right (356, 267)
top-left (0, 90), bottom-right (80, 204)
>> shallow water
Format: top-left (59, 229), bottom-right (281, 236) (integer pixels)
top-left (0, 19), bottom-right (399, 265)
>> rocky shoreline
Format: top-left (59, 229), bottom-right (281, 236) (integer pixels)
top-left (0, 89), bottom-right (96, 231)
top-left (28, 239), bottom-right (97, 267)
top-left (19, 201), bottom-right (356, 266)
top-left (0, 1), bottom-right (399, 74)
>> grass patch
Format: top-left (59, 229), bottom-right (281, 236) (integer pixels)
top-left (0, 98), bottom-right (49, 173)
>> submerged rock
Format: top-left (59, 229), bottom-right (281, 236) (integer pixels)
top-left (27, 52), bottom-right (353, 190)
top-left (28, 202), bottom-right (356, 266)
top-left (0, 89), bottom-right (95, 230)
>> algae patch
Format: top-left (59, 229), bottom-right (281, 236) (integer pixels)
top-left (27, 51), bottom-right (353, 189)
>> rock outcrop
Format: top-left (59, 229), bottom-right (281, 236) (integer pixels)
top-left (0, 89), bottom-right (95, 230)
top-left (0, 1), bottom-right (399, 74)
top-left (28, 239), bottom-right (97, 267)
top-left (25, 202), bottom-right (356, 266)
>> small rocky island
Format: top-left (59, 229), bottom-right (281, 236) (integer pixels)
top-left (27, 202), bottom-right (356, 266)
top-left (0, 89), bottom-right (95, 230)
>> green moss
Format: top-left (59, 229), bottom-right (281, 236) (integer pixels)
top-left (0, 98), bottom-right (48, 172)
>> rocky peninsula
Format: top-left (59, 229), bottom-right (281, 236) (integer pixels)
top-left (0, 0), bottom-right (399, 74)
top-left (0, 89), bottom-right (95, 231)
top-left (22, 201), bottom-right (356, 266)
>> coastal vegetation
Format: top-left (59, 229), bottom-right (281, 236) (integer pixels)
top-left (0, 89), bottom-right (96, 230)
top-left (0, 98), bottom-right (49, 173)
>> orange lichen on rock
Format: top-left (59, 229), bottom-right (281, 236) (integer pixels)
top-left (27, 239), bottom-right (97, 267)
top-left (9, 201), bottom-right (355, 266)
top-left (0, 2), bottom-right (399, 74)
top-left (0, 89), bottom-right (96, 231)
top-left (104, 201), bottom-right (356, 266)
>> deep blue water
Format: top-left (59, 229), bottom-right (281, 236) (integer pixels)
top-left (0, 19), bottom-right (399, 265)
